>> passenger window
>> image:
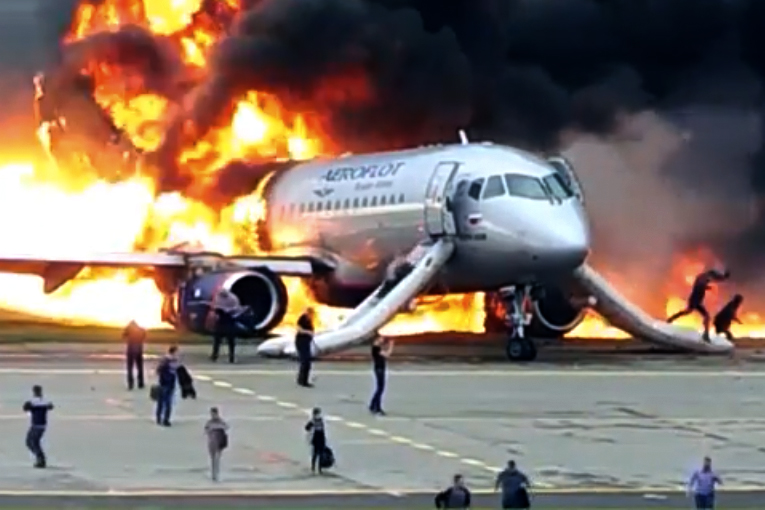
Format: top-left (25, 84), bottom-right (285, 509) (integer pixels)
top-left (307, 202), bottom-right (314, 212)
top-left (467, 178), bottom-right (484, 200)
top-left (380, 195), bottom-right (387, 206)
top-left (361, 197), bottom-right (368, 207)
top-left (390, 194), bottom-right (396, 205)
top-left (544, 173), bottom-right (573, 199)
top-left (299, 203), bottom-right (305, 214)
top-left (370, 196), bottom-right (377, 207)
top-left (456, 179), bottom-right (468, 197)
top-left (504, 174), bottom-right (548, 200)
top-left (290, 204), bottom-right (296, 216)
top-left (344, 199), bottom-right (350, 209)
top-left (335, 200), bottom-right (342, 210)
top-left (482, 175), bottom-right (506, 200)
top-left (353, 198), bottom-right (359, 208)
top-left (316, 202), bottom-right (323, 212)
top-left (398, 193), bottom-right (405, 203)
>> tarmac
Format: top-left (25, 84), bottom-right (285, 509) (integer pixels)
top-left (0, 355), bottom-right (764, 507)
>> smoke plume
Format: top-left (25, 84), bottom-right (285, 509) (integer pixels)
top-left (36, 0), bottom-right (765, 288)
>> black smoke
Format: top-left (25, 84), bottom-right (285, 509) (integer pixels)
top-left (50, 0), bottom-right (765, 278)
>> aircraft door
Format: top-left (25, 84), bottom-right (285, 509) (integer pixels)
top-left (547, 156), bottom-right (584, 203)
top-left (424, 161), bottom-right (460, 237)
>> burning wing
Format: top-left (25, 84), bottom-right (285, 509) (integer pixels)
top-left (0, 252), bottom-right (322, 294)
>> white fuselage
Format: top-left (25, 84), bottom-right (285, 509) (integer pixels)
top-left (263, 143), bottom-right (590, 299)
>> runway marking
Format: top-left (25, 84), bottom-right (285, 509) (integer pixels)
top-left (7, 368), bottom-right (765, 376)
top-left (0, 485), bottom-right (762, 496)
top-left (197, 374), bottom-right (503, 477)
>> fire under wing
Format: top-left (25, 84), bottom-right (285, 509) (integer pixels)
top-left (0, 251), bottom-right (327, 294)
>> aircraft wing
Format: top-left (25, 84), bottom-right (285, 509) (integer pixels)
top-left (0, 251), bottom-right (329, 294)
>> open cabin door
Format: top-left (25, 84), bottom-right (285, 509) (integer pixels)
top-left (424, 161), bottom-right (460, 237)
top-left (547, 156), bottom-right (584, 203)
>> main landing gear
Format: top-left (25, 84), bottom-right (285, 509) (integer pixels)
top-left (499, 285), bottom-right (539, 362)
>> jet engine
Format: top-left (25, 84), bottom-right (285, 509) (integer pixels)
top-left (177, 269), bottom-right (288, 337)
top-left (483, 285), bottom-right (587, 338)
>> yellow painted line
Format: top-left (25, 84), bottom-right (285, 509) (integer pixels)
top-left (343, 421), bottom-right (367, 429)
top-left (389, 436), bottom-right (413, 444)
top-left (367, 428), bottom-right (388, 436)
top-left (275, 401), bottom-right (298, 409)
top-left (411, 442), bottom-right (435, 451)
top-left (2, 486), bottom-right (761, 496)
top-left (435, 450), bottom-right (459, 458)
top-left (212, 381), bottom-right (232, 388)
top-left (232, 388), bottom-right (255, 395)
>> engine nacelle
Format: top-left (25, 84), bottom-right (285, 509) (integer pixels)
top-left (484, 285), bottom-right (587, 338)
top-left (176, 269), bottom-right (288, 338)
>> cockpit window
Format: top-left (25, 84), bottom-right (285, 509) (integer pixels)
top-left (543, 173), bottom-right (574, 199)
top-left (467, 178), bottom-right (484, 200)
top-left (504, 174), bottom-right (548, 200)
top-left (482, 175), bottom-right (506, 200)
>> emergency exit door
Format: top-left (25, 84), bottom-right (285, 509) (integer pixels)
top-left (424, 161), bottom-right (460, 237)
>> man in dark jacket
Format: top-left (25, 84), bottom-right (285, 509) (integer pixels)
top-left (23, 385), bottom-right (54, 468)
top-left (667, 268), bottom-right (730, 341)
top-left (304, 407), bottom-right (327, 474)
top-left (295, 308), bottom-right (316, 387)
top-left (155, 345), bottom-right (179, 427)
top-left (123, 320), bottom-right (145, 390)
top-left (435, 474), bottom-right (471, 508)
top-left (495, 460), bottom-right (531, 509)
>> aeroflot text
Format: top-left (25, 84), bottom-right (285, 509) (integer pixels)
top-left (320, 162), bottom-right (405, 182)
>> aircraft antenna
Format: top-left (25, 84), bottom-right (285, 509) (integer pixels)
top-left (458, 129), bottom-right (469, 145)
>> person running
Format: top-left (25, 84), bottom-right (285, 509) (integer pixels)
top-left (667, 268), bottom-right (730, 341)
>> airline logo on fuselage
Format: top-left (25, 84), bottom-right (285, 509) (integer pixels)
top-left (319, 161), bottom-right (405, 182)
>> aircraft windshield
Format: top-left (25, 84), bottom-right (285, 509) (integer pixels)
top-left (543, 173), bottom-right (574, 199)
top-left (504, 174), bottom-right (549, 200)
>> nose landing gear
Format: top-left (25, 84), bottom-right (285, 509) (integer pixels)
top-left (499, 285), bottom-right (539, 362)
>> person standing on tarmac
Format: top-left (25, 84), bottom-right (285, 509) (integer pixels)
top-left (211, 289), bottom-right (244, 364)
top-left (123, 320), bottom-right (145, 390)
top-left (369, 336), bottom-right (394, 415)
top-left (435, 474), bottom-right (472, 508)
top-left (495, 460), bottom-right (531, 509)
top-left (295, 308), bottom-right (316, 387)
top-left (23, 385), bottom-right (54, 468)
top-left (155, 345), bottom-right (179, 427)
top-left (204, 406), bottom-right (229, 482)
top-left (667, 268), bottom-right (730, 341)
top-left (688, 456), bottom-right (722, 510)
top-left (304, 407), bottom-right (327, 474)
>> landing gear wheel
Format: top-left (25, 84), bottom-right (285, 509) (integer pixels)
top-left (505, 337), bottom-right (537, 362)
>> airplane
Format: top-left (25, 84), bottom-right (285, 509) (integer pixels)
top-left (0, 133), bottom-right (734, 360)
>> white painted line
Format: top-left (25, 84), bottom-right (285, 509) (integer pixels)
top-left (411, 442), bottom-right (435, 451)
top-left (0, 485), bottom-right (760, 496)
top-left (436, 450), bottom-right (459, 458)
top-left (389, 436), bottom-right (413, 444)
top-left (233, 388), bottom-right (255, 395)
top-left (212, 381), bottom-right (232, 388)
top-left (367, 428), bottom-right (388, 436)
top-left (324, 415), bottom-right (343, 422)
top-left (195, 374), bottom-right (212, 381)
top-left (343, 421), bottom-right (367, 429)
top-left (275, 401), bottom-right (298, 409)
top-left (256, 395), bottom-right (276, 402)
top-left (460, 458), bottom-right (486, 467)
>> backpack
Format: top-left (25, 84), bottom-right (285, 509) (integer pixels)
top-left (319, 446), bottom-right (335, 469)
top-left (217, 429), bottom-right (228, 450)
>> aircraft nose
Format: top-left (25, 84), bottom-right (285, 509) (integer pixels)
top-left (549, 217), bottom-right (590, 269)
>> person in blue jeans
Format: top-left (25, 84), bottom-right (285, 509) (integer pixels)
top-left (688, 456), bottom-right (722, 509)
top-left (155, 345), bottom-right (179, 427)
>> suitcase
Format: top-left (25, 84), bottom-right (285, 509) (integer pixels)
top-left (177, 365), bottom-right (197, 399)
top-left (319, 446), bottom-right (335, 469)
top-left (149, 384), bottom-right (161, 402)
